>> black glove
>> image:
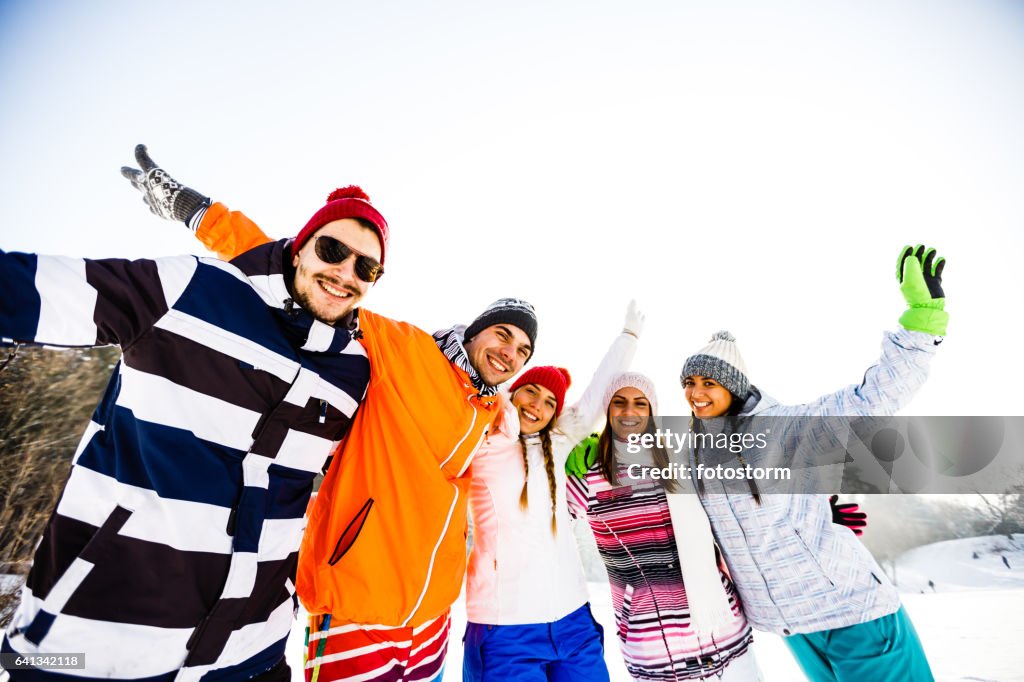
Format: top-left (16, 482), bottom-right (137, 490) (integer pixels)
top-left (121, 144), bottom-right (210, 227)
top-left (829, 495), bottom-right (867, 536)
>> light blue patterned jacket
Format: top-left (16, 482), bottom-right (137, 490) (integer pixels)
top-left (688, 328), bottom-right (939, 635)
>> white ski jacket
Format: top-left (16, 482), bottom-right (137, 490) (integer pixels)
top-left (465, 332), bottom-right (636, 625)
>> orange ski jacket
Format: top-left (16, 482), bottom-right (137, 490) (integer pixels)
top-left (197, 203), bottom-right (502, 626)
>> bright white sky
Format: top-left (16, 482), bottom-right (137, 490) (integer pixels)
top-left (1, 0), bottom-right (1022, 416)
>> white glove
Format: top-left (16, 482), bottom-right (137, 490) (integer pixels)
top-left (623, 299), bottom-right (644, 339)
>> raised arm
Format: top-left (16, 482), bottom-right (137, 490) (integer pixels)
top-left (122, 144), bottom-right (272, 261)
top-left (194, 203), bottom-right (273, 261)
top-left (777, 244), bottom-right (947, 418)
top-left (0, 249), bottom-right (195, 348)
top-left (554, 300), bottom-right (642, 445)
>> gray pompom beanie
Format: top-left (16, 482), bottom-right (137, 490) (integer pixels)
top-left (680, 331), bottom-right (751, 399)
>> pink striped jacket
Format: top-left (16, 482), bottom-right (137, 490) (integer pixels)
top-left (567, 462), bottom-right (753, 681)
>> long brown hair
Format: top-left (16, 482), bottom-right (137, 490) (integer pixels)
top-left (518, 425), bottom-right (559, 536)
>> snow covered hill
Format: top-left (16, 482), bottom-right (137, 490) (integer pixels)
top-left (894, 533), bottom-right (1024, 593)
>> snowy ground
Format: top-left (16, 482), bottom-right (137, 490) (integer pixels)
top-left (894, 533), bottom-right (1024, 593)
top-left (287, 535), bottom-right (1024, 681)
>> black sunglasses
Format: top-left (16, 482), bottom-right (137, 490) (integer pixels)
top-left (313, 235), bottom-right (384, 283)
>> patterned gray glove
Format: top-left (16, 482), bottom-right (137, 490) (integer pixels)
top-left (121, 144), bottom-right (210, 229)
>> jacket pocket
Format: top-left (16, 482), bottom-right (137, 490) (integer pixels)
top-left (596, 485), bottom-right (635, 506)
top-left (791, 527), bottom-right (837, 589)
top-left (328, 498), bottom-right (374, 566)
top-left (20, 506), bottom-right (133, 646)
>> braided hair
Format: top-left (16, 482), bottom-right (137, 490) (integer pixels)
top-left (518, 426), bottom-right (559, 536)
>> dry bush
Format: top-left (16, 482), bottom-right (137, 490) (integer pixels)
top-left (0, 345), bottom-right (118, 627)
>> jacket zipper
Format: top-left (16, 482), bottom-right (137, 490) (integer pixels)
top-left (401, 484), bottom-right (460, 627)
top-left (456, 424), bottom-right (489, 478)
top-left (440, 403), bottom-right (477, 470)
top-left (197, 364), bottom-right (303, 655)
top-left (402, 395), bottom-right (489, 625)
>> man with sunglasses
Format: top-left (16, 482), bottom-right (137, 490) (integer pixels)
top-left (111, 146), bottom-right (538, 682)
top-left (1, 152), bottom-right (387, 681)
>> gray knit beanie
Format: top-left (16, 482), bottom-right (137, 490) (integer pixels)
top-left (464, 298), bottom-right (538, 353)
top-left (680, 331), bottom-right (751, 399)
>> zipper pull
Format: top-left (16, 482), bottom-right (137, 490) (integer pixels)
top-left (319, 399), bottom-right (328, 424)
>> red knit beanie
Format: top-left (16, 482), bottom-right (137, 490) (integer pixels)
top-left (510, 366), bottom-right (572, 417)
top-left (292, 186), bottom-right (390, 264)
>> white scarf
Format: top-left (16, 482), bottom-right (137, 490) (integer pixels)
top-left (613, 440), bottom-right (735, 639)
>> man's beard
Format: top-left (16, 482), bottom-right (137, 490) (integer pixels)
top-left (291, 286), bottom-right (351, 326)
top-left (287, 265), bottom-right (358, 327)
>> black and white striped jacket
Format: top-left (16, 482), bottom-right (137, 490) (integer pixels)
top-left (0, 240), bottom-right (369, 680)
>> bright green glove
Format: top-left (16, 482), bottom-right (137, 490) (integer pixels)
top-left (897, 244), bottom-right (948, 336)
top-left (565, 434), bottom-right (600, 478)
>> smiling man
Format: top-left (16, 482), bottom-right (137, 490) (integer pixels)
top-left (1, 152), bottom-right (389, 681)
top-left (296, 296), bottom-right (536, 682)
top-left (116, 146), bottom-right (538, 682)
top-left (461, 300), bottom-right (537, 385)
top-left (289, 221), bottom-right (382, 322)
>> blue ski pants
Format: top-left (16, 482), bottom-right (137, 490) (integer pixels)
top-left (462, 603), bottom-right (609, 681)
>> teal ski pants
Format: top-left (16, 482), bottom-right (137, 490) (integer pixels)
top-left (784, 606), bottom-right (934, 682)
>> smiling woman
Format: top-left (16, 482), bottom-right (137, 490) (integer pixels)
top-left (607, 386), bottom-right (651, 439)
top-left (512, 381), bottom-right (559, 435)
top-left (674, 247), bottom-right (946, 682)
top-left (461, 301), bottom-right (644, 681)
top-left (683, 375), bottom-right (735, 418)
top-left (565, 372), bottom-right (758, 681)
